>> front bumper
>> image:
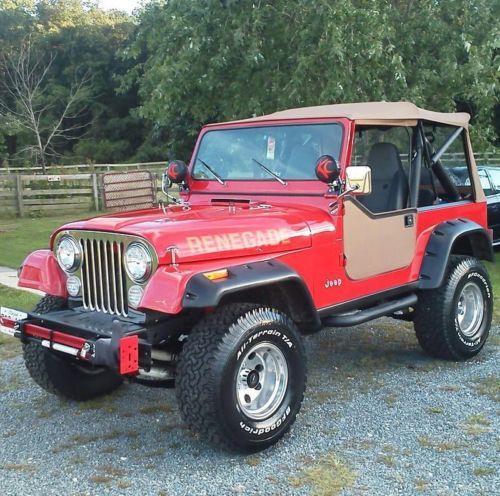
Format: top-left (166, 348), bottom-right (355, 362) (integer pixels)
top-left (0, 307), bottom-right (153, 375)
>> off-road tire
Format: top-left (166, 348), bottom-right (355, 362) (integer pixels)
top-left (23, 295), bottom-right (123, 401)
top-left (414, 256), bottom-right (492, 360)
top-left (176, 303), bottom-right (307, 452)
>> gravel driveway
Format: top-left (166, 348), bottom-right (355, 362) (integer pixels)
top-left (0, 318), bottom-right (498, 496)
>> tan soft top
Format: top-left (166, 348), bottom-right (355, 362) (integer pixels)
top-left (215, 101), bottom-right (469, 128)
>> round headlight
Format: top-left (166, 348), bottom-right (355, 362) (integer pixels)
top-left (128, 285), bottom-right (144, 308)
top-left (124, 242), bottom-right (152, 282)
top-left (66, 275), bottom-right (81, 297)
top-left (56, 236), bottom-right (81, 273)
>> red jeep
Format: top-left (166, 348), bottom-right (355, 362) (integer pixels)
top-left (0, 102), bottom-right (494, 452)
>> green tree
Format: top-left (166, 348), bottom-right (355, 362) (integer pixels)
top-left (122, 0), bottom-right (499, 159)
top-left (0, 36), bottom-right (92, 171)
top-left (0, 0), bottom-right (144, 166)
top-left (1, 0), bottom-right (497, 167)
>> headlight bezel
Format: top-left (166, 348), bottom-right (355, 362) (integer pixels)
top-left (124, 241), bottom-right (153, 283)
top-left (56, 235), bottom-right (82, 273)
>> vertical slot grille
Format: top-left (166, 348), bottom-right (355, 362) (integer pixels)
top-left (80, 238), bottom-right (128, 317)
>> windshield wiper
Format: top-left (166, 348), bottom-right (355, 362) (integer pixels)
top-left (251, 158), bottom-right (287, 186)
top-left (196, 158), bottom-right (225, 185)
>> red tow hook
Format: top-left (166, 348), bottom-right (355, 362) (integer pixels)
top-left (119, 335), bottom-right (139, 375)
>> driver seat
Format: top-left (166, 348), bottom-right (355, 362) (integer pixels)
top-left (358, 142), bottom-right (409, 213)
top-left (286, 145), bottom-right (317, 179)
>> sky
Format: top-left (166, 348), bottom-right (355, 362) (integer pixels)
top-left (99, 0), bottom-right (144, 14)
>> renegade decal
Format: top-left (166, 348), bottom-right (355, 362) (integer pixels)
top-left (186, 228), bottom-right (291, 255)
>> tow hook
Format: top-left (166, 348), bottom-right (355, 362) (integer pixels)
top-left (91, 320), bottom-right (141, 375)
top-left (80, 342), bottom-right (94, 360)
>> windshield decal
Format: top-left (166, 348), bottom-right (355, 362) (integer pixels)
top-left (266, 136), bottom-right (276, 160)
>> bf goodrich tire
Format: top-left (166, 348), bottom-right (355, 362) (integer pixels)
top-left (414, 256), bottom-right (492, 360)
top-left (176, 303), bottom-right (307, 452)
top-left (23, 295), bottom-right (123, 401)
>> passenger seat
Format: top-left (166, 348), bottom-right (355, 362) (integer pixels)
top-left (358, 142), bottom-right (409, 213)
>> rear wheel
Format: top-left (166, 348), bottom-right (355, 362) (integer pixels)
top-left (176, 303), bottom-right (307, 452)
top-left (23, 295), bottom-right (123, 401)
top-left (414, 256), bottom-right (492, 360)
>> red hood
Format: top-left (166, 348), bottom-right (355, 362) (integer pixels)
top-left (55, 204), bottom-right (317, 264)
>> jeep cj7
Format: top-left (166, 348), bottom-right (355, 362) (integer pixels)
top-left (0, 102), bottom-right (493, 452)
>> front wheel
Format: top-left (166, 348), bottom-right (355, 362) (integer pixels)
top-left (414, 256), bottom-right (493, 360)
top-left (176, 303), bottom-right (307, 452)
top-left (23, 295), bottom-right (123, 401)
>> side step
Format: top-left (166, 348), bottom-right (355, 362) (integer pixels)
top-left (321, 293), bottom-right (418, 328)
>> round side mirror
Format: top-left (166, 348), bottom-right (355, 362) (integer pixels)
top-left (167, 160), bottom-right (188, 184)
top-left (315, 155), bottom-right (340, 184)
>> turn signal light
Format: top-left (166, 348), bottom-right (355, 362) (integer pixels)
top-left (203, 269), bottom-right (229, 281)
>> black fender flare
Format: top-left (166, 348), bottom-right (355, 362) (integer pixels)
top-left (419, 219), bottom-right (494, 290)
top-left (182, 259), bottom-right (321, 331)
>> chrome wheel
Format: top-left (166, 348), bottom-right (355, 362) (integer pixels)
top-left (236, 342), bottom-right (288, 421)
top-left (457, 282), bottom-right (484, 338)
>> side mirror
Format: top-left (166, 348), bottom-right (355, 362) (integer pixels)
top-left (162, 170), bottom-right (172, 195)
top-left (162, 160), bottom-right (189, 203)
top-left (315, 155), bottom-right (340, 184)
top-left (167, 160), bottom-right (188, 184)
top-left (345, 166), bottom-right (372, 194)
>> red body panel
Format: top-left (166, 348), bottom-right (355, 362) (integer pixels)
top-left (59, 204), bottom-right (313, 265)
top-left (311, 199), bottom-right (487, 310)
top-left (22, 116), bottom-right (488, 316)
top-left (18, 250), bottom-right (68, 297)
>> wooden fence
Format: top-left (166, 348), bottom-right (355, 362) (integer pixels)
top-left (0, 162), bottom-right (167, 217)
top-left (0, 175), bottom-right (18, 216)
top-left (440, 152), bottom-right (500, 166)
top-left (0, 171), bottom-right (169, 218)
top-left (0, 173), bottom-right (99, 217)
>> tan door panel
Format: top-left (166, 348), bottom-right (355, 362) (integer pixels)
top-left (343, 198), bottom-right (416, 280)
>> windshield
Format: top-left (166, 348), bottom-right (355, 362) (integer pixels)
top-left (193, 123), bottom-right (343, 181)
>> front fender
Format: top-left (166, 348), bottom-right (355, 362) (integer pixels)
top-left (181, 259), bottom-right (311, 309)
top-left (18, 249), bottom-right (68, 297)
top-left (140, 266), bottom-right (192, 314)
top-left (139, 260), bottom-right (319, 327)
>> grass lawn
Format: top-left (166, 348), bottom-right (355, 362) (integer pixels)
top-left (0, 286), bottom-right (40, 360)
top-left (0, 213), bottom-right (93, 269)
top-left (485, 262), bottom-right (500, 320)
top-left (0, 285), bottom-right (40, 311)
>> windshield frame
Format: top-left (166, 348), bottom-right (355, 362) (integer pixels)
top-left (189, 119), bottom-right (346, 184)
